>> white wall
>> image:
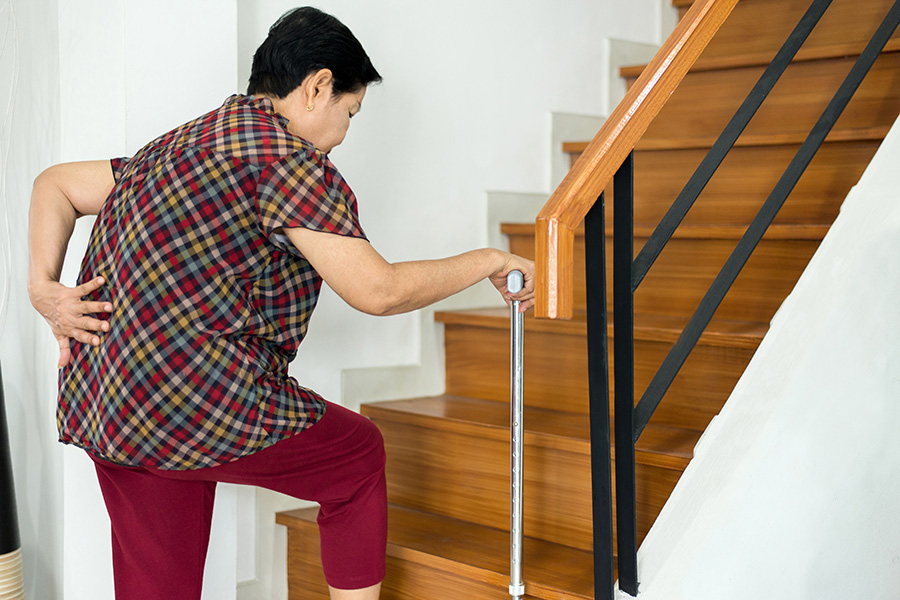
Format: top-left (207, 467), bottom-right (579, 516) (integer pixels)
top-left (630, 114), bottom-right (900, 600)
top-left (0, 1), bottom-right (666, 599)
top-left (0, 1), bottom-right (65, 598)
top-left (1, 1), bottom-right (241, 598)
top-left (57, 4), bottom-right (241, 599)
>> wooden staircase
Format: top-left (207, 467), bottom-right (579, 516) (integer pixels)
top-left (277, 1), bottom-right (900, 597)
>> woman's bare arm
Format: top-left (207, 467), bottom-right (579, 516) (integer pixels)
top-left (284, 227), bottom-right (536, 316)
top-left (28, 161), bottom-right (116, 367)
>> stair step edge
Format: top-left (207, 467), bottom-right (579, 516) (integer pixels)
top-left (435, 308), bottom-right (768, 349)
top-left (563, 126), bottom-right (891, 152)
top-left (363, 395), bottom-right (698, 470)
top-left (501, 222), bottom-right (831, 241)
top-left (278, 504), bottom-right (596, 600)
top-left (620, 38), bottom-right (900, 77)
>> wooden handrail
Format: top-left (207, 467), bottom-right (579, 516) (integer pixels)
top-left (534, 0), bottom-right (739, 319)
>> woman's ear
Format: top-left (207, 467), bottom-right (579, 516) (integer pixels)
top-left (308, 69), bottom-right (334, 104)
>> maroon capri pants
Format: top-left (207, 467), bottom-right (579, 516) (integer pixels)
top-left (90, 400), bottom-right (387, 600)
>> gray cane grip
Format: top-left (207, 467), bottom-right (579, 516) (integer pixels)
top-left (506, 270), bottom-right (524, 294)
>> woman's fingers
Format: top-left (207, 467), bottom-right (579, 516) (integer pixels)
top-left (488, 254), bottom-right (536, 310)
top-left (64, 278), bottom-right (110, 335)
top-left (514, 297), bottom-right (535, 312)
top-left (31, 279), bottom-right (111, 365)
top-left (505, 258), bottom-right (536, 300)
top-left (54, 311), bottom-right (106, 368)
top-left (63, 305), bottom-right (109, 344)
top-left (81, 300), bottom-right (114, 314)
top-left (70, 328), bottom-right (102, 346)
top-left (78, 315), bottom-right (109, 337)
top-left (56, 335), bottom-right (72, 368)
top-left (75, 276), bottom-right (106, 295)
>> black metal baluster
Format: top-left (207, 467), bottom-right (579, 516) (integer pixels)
top-left (613, 152), bottom-right (638, 595)
top-left (582, 1), bottom-right (900, 596)
top-left (632, 0), bottom-right (834, 288)
top-left (585, 194), bottom-right (614, 600)
top-left (633, 0), bottom-right (900, 439)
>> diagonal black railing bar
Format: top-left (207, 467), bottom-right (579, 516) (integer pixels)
top-left (632, 0), bottom-right (900, 440)
top-left (584, 194), bottom-right (615, 600)
top-left (631, 0), bottom-right (834, 290)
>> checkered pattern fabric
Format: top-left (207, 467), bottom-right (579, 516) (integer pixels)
top-left (57, 95), bottom-right (366, 470)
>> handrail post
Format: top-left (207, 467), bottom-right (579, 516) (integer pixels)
top-left (584, 194), bottom-right (614, 600)
top-left (613, 152), bottom-right (638, 595)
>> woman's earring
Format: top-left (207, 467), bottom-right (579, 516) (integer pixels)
top-left (306, 104), bottom-right (314, 112)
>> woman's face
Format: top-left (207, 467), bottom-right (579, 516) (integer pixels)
top-left (301, 84), bottom-right (366, 154)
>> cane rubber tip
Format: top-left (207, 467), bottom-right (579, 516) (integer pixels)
top-left (507, 270), bottom-right (524, 294)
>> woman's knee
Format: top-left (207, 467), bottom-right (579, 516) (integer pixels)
top-left (355, 416), bottom-right (386, 480)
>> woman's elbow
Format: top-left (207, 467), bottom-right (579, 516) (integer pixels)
top-left (344, 280), bottom-right (411, 316)
top-left (353, 293), bottom-right (407, 317)
top-left (32, 166), bottom-right (83, 218)
top-left (32, 167), bottom-right (56, 196)
top-left (335, 263), bottom-right (411, 316)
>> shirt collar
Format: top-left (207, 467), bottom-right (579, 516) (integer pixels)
top-left (230, 94), bottom-right (291, 131)
top-left (228, 94), bottom-right (326, 156)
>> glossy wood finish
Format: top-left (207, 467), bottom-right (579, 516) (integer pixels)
top-left (631, 52), bottom-right (900, 148)
top-left (535, 0), bottom-right (739, 319)
top-left (276, 509), bottom-right (330, 600)
top-left (680, 0), bottom-right (900, 70)
top-left (558, 140), bottom-right (880, 227)
top-left (438, 309), bottom-right (761, 431)
top-left (364, 396), bottom-right (695, 552)
top-left (508, 225), bottom-right (821, 320)
top-left (278, 505), bottom-right (594, 600)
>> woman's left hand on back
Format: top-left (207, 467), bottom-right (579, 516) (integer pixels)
top-left (29, 277), bottom-right (112, 368)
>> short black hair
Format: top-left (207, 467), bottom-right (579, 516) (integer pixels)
top-left (248, 6), bottom-right (382, 98)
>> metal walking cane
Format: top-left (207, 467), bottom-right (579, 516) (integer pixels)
top-left (507, 270), bottom-right (525, 600)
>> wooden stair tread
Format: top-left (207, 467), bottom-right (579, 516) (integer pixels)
top-left (501, 222), bottom-right (831, 241)
top-left (557, 141), bottom-right (875, 229)
top-left (621, 39), bottom-right (900, 76)
top-left (673, 0), bottom-right (900, 72)
top-left (278, 504), bottom-right (596, 599)
top-left (435, 307), bottom-right (767, 349)
top-left (364, 394), bottom-right (700, 470)
top-left (563, 126), bottom-right (892, 152)
top-left (629, 50), bottom-right (900, 148)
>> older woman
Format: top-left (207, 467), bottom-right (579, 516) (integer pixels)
top-left (28, 6), bottom-right (534, 600)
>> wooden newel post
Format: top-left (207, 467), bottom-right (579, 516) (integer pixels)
top-left (0, 363), bottom-right (25, 599)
